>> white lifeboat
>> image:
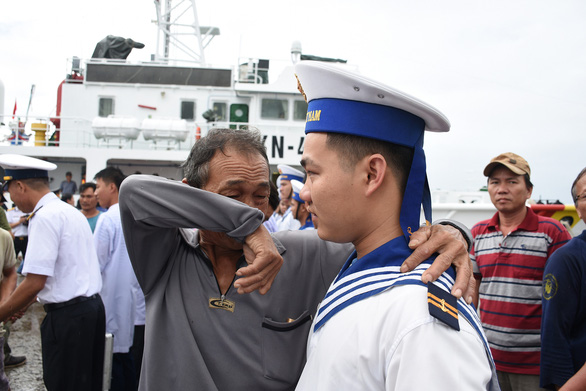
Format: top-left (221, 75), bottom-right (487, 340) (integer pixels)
top-left (91, 115), bottom-right (141, 140)
top-left (141, 118), bottom-right (189, 142)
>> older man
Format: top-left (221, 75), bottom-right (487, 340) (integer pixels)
top-left (540, 167), bottom-right (586, 390)
top-left (471, 152), bottom-right (571, 391)
top-left (119, 127), bottom-right (474, 390)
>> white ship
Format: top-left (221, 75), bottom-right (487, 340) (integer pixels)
top-left (0, 0), bottom-right (583, 235)
top-left (0, 0), bottom-right (314, 183)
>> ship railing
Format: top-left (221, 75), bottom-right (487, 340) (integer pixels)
top-left (0, 115), bottom-right (303, 153)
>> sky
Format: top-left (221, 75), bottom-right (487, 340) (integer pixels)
top-left (1, 0), bottom-right (585, 203)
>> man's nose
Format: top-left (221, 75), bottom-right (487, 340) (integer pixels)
top-left (300, 183), bottom-right (311, 203)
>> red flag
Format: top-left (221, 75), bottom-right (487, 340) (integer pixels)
top-left (12, 100), bottom-right (17, 119)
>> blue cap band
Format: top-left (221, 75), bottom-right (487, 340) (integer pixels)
top-left (4, 168), bottom-right (49, 180)
top-left (280, 174), bottom-right (304, 182)
top-left (305, 98), bottom-right (425, 148)
top-left (292, 191), bottom-right (304, 204)
top-left (304, 98), bottom-right (431, 242)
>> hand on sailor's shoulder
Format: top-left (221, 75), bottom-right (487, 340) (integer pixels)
top-left (402, 224), bottom-right (474, 304)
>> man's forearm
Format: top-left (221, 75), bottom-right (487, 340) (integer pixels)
top-left (0, 274), bottom-right (46, 322)
top-left (120, 175), bottom-right (265, 240)
top-left (0, 267), bottom-right (17, 304)
top-left (560, 362), bottom-right (586, 390)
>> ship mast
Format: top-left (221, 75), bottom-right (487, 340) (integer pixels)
top-left (153, 0), bottom-right (219, 66)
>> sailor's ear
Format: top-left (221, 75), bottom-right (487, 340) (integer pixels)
top-left (363, 153), bottom-right (387, 197)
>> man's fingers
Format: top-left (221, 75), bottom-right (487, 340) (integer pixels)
top-left (402, 240), bottom-right (434, 272)
top-left (407, 225), bottom-right (432, 249)
top-left (464, 271), bottom-right (476, 305)
top-left (420, 251), bottom-right (453, 285)
top-left (447, 241), bottom-right (473, 302)
top-left (235, 265), bottom-right (280, 293)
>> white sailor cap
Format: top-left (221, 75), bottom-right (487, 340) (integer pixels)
top-left (294, 61), bottom-right (450, 240)
top-left (291, 179), bottom-right (305, 204)
top-left (277, 164), bottom-right (304, 183)
top-left (276, 175), bottom-right (282, 188)
top-left (0, 154), bottom-right (57, 188)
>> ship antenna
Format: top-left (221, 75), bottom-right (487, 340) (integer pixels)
top-left (153, 0), bottom-right (219, 66)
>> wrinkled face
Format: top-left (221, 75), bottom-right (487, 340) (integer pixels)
top-left (200, 147), bottom-right (270, 250)
top-left (574, 175), bottom-right (586, 222)
top-left (79, 187), bottom-right (98, 212)
top-left (487, 166), bottom-right (532, 215)
top-left (279, 180), bottom-right (292, 200)
top-left (300, 133), bottom-right (362, 243)
top-left (95, 178), bottom-right (114, 209)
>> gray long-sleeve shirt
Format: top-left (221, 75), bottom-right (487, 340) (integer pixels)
top-left (120, 175), bottom-right (353, 390)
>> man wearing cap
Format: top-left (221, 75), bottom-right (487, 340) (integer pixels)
top-left (540, 167), bottom-right (586, 390)
top-left (119, 125), bottom-right (476, 390)
top-left (290, 179), bottom-right (314, 230)
top-left (0, 154), bottom-right (105, 391)
top-left (293, 62), bottom-right (497, 390)
top-left (471, 152), bottom-right (571, 390)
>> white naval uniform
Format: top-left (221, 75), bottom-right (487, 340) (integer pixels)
top-left (297, 284), bottom-right (495, 391)
top-left (94, 203), bottom-right (136, 353)
top-left (23, 192), bottom-right (102, 303)
top-left (6, 206), bottom-right (27, 237)
top-left (275, 207), bottom-right (301, 231)
top-left (296, 237), bottom-right (497, 391)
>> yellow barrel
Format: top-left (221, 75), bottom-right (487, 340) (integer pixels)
top-left (30, 123), bottom-right (47, 146)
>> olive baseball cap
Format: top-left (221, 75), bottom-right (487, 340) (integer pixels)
top-left (483, 152), bottom-right (531, 178)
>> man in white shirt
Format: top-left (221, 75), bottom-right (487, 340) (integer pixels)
top-left (0, 154), bottom-right (104, 391)
top-left (94, 167), bottom-right (143, 391)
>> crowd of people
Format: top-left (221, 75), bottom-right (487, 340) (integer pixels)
top-left (0, 61), bottom-right (581, 391)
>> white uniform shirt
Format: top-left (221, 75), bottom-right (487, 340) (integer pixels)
top-left (23, 192), bottom-right (102, 304)
top-left (94, 203), bottom-right (137, 353)
top-left (6, 206), bottom-right (28, 237)
top-left (275, 207), bottom-right (301, 231)
top-left (133, 281), bottom-right (146, 326)
top-left (297, 284), bottom-right (495, 391)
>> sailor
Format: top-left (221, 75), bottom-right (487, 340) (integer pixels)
top-left (0, 154), bottom-right (105, 391)
top-left (293, 61), bottom-right (499, 390)
top-left (273, 164), bottom-right (304, 231)
top-left (290, 179), bottom-right (314, 230)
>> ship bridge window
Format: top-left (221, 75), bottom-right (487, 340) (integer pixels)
top-left (293, 100), bottom-right (308, 121)
top-left (261, 99), bottom-right (288, 120)
top-left (212, 102), bottom-right (227, 121)
top-left (99, 98), bottom-right (115, 117)
top-left (181, 101), bottom-right (196, 121)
